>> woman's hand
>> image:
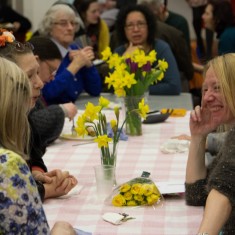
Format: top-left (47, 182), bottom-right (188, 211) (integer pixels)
top-left (123, 42), bottom-right (143, 56)
top-left (190, 105), bottom-right (218, 137)
top-left (43, 170), bottom-right (78, 199)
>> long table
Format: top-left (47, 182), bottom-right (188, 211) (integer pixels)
top-left (75, 92), bottom-right (193, 111)
top-left (43, 94), bottom-right (203, 234)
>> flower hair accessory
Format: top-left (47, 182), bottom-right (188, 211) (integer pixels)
top-left (0, 29), bottom-right (15, 47)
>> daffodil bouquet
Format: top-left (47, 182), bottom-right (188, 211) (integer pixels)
top-left (108, 173), bottom-right (163, 207)
top-left (75, 96), bottom-right (149, 165)
top-left (101, 47), bottom-right (168, 97)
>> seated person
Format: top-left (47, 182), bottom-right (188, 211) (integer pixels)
top-left (0, 30), bottom-right (78, 201)
top-left (0, 56), bottom-right (76, 234)
top-left (29, 36), bottom-right (77, 145)
top-left (114, 4), bottom-right (181, 95)
top-left (36, 4), bottom-right (102, 104)
top-left (185, 53), bottom-right (235, 234)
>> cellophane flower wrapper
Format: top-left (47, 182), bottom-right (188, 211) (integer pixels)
top-left (106, 176), bottom-right (164, 208)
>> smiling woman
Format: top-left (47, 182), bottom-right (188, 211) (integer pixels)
top-left (185, 53), bottom-right (235, 234)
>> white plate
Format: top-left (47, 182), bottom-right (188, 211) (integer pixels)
top-left (60, 133), bottom-right (95, 141)
top-left (155, 181), bottom-right (185, 195)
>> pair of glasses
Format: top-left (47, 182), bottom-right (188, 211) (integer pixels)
top-left (14, 42), bottom-right (34, 52)
top-left (53, 20), bottom-right (79, 28)
top-left (44, 61), bottom-right (57, 77)
top-left (125, 22), bottom-right (147, 30)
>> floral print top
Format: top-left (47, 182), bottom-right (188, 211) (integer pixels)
top-left (0, 148), bottom-right (50, 234)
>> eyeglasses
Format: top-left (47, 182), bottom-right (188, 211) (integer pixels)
top-left (53, 20), bottom-right (79, 28)
top-left (14, 42), bottom-right (34, 52)
top-left (125, 22), bottom-right (147, 30)
top-left (44, 61), bottom-right (57, 77)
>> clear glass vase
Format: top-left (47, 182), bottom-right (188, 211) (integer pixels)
top-left (124, 95), bottom-right (143, 136)
top-left (100, 142), bottom-right (118, 186)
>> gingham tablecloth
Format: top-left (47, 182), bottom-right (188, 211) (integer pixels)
top-left (43, 112), bottom-right (203, 235)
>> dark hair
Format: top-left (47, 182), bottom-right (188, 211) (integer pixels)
top-left (115, 4), bottom-right (156, 46)
top-left (208, 0), bottom-right (235, 37)
top-left (116, 0), bottom-right (137, 9)
top-left (73, 0), bottom-right (97, 22)
top-left (29, 36), bottom-right (62, 61)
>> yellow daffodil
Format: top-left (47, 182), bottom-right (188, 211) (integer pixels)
top-left (112, 194), bottom-right (126, 207)
top-left (94, 135), bottom-right (112, 148)
top-left (146, 193), bottom-right (160, 205)
top-left (134, 194), bottom-right (144, 202)
top-left (138, 98), bottom-right (150, 119)
top-left (75, 116), bottom-right (88, 136)
top-left (119, 183), bottom-right (131, 193)
top-left (99, 96), bottom-right (110, 108)
top-left (110, 119), bottom-right (117, 129)
top-left (123, 191), bottom-right (133, 200)
top-left (131, 183), bottom-right (142, 195)
top-left (127, 200), bottom-right (138, 206)
top-left (158, 59), bottom-right (168, 72)
top-left (84, 102), bottom-right (101, 121)
top-left (101, 47), bottom-right (112, 61)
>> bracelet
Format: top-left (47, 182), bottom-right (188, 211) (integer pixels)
top-left (197, 233), bottom-right (209, 235)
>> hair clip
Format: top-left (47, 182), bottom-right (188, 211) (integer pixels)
top-left (0, 28), bottom-right (15, 47)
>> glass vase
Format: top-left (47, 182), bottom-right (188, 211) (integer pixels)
top-left (100, 142), bottom-right (118, 186)
top-left (124, 95), bottom-right (143, 136)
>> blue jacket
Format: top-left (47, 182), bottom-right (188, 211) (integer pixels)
top-left (218, 27), bottom-right (235, 55)
top-left (115, 39), bottom-right (181, 95)
top-left (42, 44), bottom-right (102, 104)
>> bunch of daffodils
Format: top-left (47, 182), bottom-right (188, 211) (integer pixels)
top-left (75, 96), bottom-right (149, 165)
top-left (101, 47), bottom-right (168, 97)
top-left (111, 177), bottom-right (162, 207)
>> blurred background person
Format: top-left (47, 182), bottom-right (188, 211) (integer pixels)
top-left (73, 0), bottom-right (109, 59)
top-left (202, 0), bottom-right (235, 55)
top-left (115, 4), bottom-right (181, 95)
top-left (186, 0), bottom-right (214, 61)
top-left (36, 4), bottom-right (101, 104)
top-left (0, 0), bottom-right (31, 42)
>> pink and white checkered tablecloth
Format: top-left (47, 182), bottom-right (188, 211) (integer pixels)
top-left (43, 112), bottom-right (203, 235)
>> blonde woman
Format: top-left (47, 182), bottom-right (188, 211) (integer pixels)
top-left (186, 53), bottom-right (235, 234)
top-left (0, 57), bottom-right (75, 234)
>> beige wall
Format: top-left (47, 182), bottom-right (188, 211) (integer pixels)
top-left (11, 0), bottom-right (196, 39)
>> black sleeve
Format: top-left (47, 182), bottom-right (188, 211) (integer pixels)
top-left (29, 99), bottom-right (65, 146)
top-left (36, 180), bottom-right (45, 202)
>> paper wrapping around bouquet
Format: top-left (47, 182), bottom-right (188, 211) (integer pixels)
top-left (105, 175), bottom-right (163, 208)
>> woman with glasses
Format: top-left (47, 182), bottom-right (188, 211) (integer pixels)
top-left (114, 4), bottom-right (181, 95)
top-left (0, 30), bottom-right (78, 202)
top-left (0, 56), bottom-right (76, 234)
top-left (37, 4), bottom-right (101, 105)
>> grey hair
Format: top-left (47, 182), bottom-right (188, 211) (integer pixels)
top-left (137, 0), bottom-right (163, 6)
top-left (38, 4), bottom-right (80, 36)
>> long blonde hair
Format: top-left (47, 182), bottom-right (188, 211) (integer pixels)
top-left (204, 53), bottom-right (235, 130)
top-left (0, 57), bottom-right (31, 159)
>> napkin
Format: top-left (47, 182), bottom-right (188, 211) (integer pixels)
top-left (160, 139), bottom-right (190, 153)
top-left (57, 185), bottom-right (84, 199)
top-left (102, 212), bottom-right (125, 225)
top-left (107, 123), bottom-right (128, 141)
